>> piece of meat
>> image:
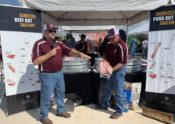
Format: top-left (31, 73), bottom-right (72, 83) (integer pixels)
top-left (8, 64), bottom-right (16, 73)
top-left (149, 73), bottom-right (157, 79)
top-left (8, 82), bottom-right (16, 86)
top-left (6, 79), bottom-right (16, 86)
top-left (7, 54), bottom-right (15, 59)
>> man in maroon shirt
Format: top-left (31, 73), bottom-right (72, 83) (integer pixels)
top-left (98, 28), bottom-right (128, 119)
top-left (32, 23), bottom-right (91, 124)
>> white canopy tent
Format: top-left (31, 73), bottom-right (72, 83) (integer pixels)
top-left (24, 0), bottom-right (169, 26)
top-left (128, 19), bottom-right (149, 34)
top-left (61, 26), bottom-right (116, 31)
top-left (61, 21), bottom-right (149, 34)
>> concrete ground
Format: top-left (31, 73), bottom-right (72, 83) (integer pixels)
top-left (0, 98), bottom-right (165, 124)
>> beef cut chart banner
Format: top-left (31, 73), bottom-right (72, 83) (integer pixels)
top-left (0, 5), bottom-right (42, 114)
top-left (146, 5), bottom-right (175, 113)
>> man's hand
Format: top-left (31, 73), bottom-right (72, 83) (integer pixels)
top-left (32, 48), bottom-right (58, 65)
top-left (80, 52), bottom-right (91, 60)
top-left (48, 48), bottom-right (58, 57)
top-left (112, 63), bottom-right (123, 72)
top-left (70, 49), bottom-right (91, 60)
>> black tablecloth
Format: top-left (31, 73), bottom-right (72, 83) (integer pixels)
top-left (64, 71), bottom-right (146, 105)
top-left (125, 71), bottom-right (146, 101)
top-left (64, 72), bottom-right (100, 105)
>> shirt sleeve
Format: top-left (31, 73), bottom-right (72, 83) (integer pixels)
top-left (116, 45), bottom-right (123, 64)
top-left (32, 42), bottom-right (41, 62)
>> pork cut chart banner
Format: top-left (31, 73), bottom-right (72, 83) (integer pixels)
top-left (146, 5), bottom-right (175, 113)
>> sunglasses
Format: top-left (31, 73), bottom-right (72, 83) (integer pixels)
top-left (48, 29), bottom-right (56, 33)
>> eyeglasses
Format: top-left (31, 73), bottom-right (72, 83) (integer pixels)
top-left (48, 29), bottom-right (56, 33)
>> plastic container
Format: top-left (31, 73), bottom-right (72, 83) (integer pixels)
top-left (123, 89), bottom-right (131, 112)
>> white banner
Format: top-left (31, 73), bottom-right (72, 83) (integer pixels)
top-left (171, 0), bottom-right (175, 4)
top-left (0, 6), bottom-right (42, 96)
top-left (146, 30), bottom-right (175, 94)
top-left (0, 31), bottom-right (41, 96)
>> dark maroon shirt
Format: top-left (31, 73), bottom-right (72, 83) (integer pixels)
top-left (76, 40), bottom-right (87, 54)
top-left (105, 39), bottom-right (128, 67)
top-left (32, 38), bottom-right (71, 72)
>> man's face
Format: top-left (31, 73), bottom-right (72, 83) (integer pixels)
top-left (45, 29), bottom-right (56, 40)
top-left (81, 37), bottom-right (86, 41)
top-left (112, 35), bottom-right (120, 44)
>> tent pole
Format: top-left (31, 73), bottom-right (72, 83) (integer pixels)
top-left (126, 19), bottom-right (129, 36)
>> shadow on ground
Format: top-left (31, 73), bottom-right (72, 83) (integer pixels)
top-left (27, 98), bottom-right (75, 121)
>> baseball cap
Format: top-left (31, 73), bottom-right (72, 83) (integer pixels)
top-left (107, 28), bottom-right (119, 38)
top-left (43, 23), bottom-right (57, 31)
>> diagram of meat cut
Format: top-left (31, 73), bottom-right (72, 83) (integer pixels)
top-left (0, 31), bottom-right (42, 96)
top-left (146, 30), bottom-right (175, 94)
top-left (159, 34), bottom-right (175, 80)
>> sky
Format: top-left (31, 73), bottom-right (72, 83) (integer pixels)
top-left (0, 0), bottom-right (20, 6)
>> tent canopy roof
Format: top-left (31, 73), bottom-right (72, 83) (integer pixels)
top-left (24, 0), bottom-right (169, 26)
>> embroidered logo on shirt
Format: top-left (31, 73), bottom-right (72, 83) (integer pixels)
top-left (114, 49), bottom-right (117, 53)
top-left (56, 46), bottom-right (60, 49)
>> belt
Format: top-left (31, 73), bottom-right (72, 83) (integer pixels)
top-left (41, 70), bottom-right (60, 73)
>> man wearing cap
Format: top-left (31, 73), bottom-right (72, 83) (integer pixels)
top-left (98, 28), bottom-right (128, 119)
top-left (32, 23), bottom-right (91, 124)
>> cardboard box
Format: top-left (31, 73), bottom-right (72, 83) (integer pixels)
top-left (124, 82), bottom-right (142, 111)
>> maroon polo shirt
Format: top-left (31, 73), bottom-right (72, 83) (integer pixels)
top-left (32, 38), bottom-right (71, 72)
top-left (104, 39), bottom-right (128, 67)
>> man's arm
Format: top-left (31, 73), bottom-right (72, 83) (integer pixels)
top-left (70, 48), bottom-right (91, 60)
top-left (112, 63), bottom-right (123, 72)
top-left (32, 48), bottom-right (58, 65)
top-left (112, 45), bottom-right (124, 72)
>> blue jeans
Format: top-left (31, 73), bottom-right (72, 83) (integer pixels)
top-left (101, 66), bottom-right (126, 114)
top-left (40, 71), bottom-right (65, 119)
